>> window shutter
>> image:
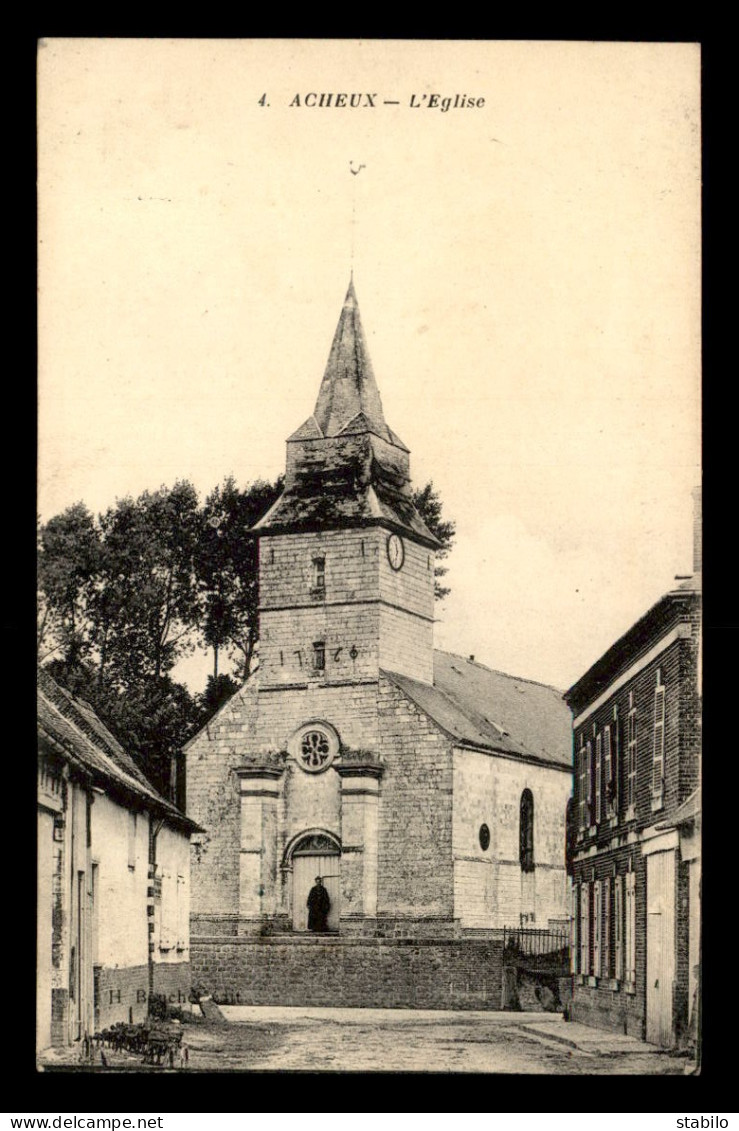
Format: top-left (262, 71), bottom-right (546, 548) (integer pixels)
top-left (579, 741), bottom-right (588, 830)
top-left (595, 734), bottom-right (602, 823)
top-left (177, 874), bottom-right (186, 949)
top-left (586, 741), bottom-right (593, 823)
top-left (612, 709), bottom-right (620, 815)
top-left (580, 882), bottom-right (590, 976)
top-left (625, 872), bottom-right (636, 988)
top-left (127, 812), bottom-right (137, 870)
top-left (614, 875), bottom-right (624, 980)
top-left (603, 877), bottom-right (611, 979)
top-left (652, 683), bottom-right (665, 804)
top-left (627, 708), bottom-right (637, 811)
top-left (570, 884), bottom-right (579, 974)
top-left (161, 870), bottom-right (174, 950)
top-left (593, 880), bottom-right (602, 977)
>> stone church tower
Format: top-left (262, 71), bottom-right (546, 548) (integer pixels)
top-left (186, 281), bottom-right (572, 1008)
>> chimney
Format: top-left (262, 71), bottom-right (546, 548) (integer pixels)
top-left (692, 485), bottom-right (702, 573)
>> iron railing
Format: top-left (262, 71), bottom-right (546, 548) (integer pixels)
top-left (502, 925), bottom-right (570, 959)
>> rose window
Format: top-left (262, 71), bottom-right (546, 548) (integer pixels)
top-left (300, 730), bottom-right (332, 771)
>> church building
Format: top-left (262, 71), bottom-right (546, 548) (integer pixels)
top-left (185, 281), bottom-right (572, 1009)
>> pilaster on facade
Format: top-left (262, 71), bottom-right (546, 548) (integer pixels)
top-left (235, 766), bottom-right (285, 924)
top-left (335, 759), bottom-right (384, 919)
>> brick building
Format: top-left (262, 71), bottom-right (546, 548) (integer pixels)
top-left (184, 280), bottom-right (572, 1009)
top-left (37, 669), bottom-right (200, 1053)
top-left (563, 565), bottom-right (701, 1047)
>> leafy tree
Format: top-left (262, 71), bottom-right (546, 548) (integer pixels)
top-left (412, 480), bottom-right (456, 601)
top-left (37, 503), bottom-right (102, 666)
top-left (96, 481), bottom-right (202, 686)
top-left (197, 673), bottom-right (241, 718)
top-left (38, 483), bottom-right (202, 795)
top-left (196, 476), bottom-right (283, 680)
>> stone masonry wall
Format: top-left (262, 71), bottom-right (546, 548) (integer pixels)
top-left (192, 936), bottom-right (504, 1010)
top-left (377, 676), bottom-right (454, 918)
top-left (452, 749), bottom-right (571, 928)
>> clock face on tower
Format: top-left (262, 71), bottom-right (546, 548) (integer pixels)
top-left (386, 533), bottom-right (405, 571)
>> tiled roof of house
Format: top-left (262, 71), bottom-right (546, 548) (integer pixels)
top-left (384, 650), bottom-right (573, 770)
top-left (564, 572), bottom-right (701, 712)
top-left (37, 669), bottom-right (200, 831)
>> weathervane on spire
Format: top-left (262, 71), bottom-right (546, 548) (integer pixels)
top-left (349, 161), bottom-right (366, 276)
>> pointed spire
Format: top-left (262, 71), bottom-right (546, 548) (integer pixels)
top-left (312, 280), bottom-right (390, 440)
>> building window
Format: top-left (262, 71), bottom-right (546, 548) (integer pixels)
top-left (519, 789), bottom-right (535, 872)
top-left (603, 876), bottom-right (611, 979)
top-left (614, 874), bottom-right (624, 981)
top-left (312, 641), bottom-right (326, 672)
top-left (580, 882), bottom-right (590, 976)
top-left (311, 556), bottom-right (326, 594)
top-left (586, 740), bottom-right (593, 825)
top-left (593, 879), bottom-right (602, 977)
top-left (627, 693), bottom-right (637, 814)
top-left (625, 870), bottom-right (636, 991)
top-left (300, 729), bottom-right (332, 771)
top-left (290, 721), bottom-right (339, 773)
top-left (595, 732), bottom-right (602, 823)
top-left (603, 726), bottom-right (612, 816)
top-left (652, 670), bottom-right (666, 809)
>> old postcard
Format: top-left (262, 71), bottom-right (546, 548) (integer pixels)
top-left (37, 39), bottom-right (701, 1076)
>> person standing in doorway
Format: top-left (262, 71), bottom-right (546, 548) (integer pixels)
top-left (307, 876), bottom-right (331, 932)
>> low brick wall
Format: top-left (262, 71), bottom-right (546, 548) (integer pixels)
top-left (571, 980), bottom-right (644, 1039)
top-left (96, 964), bottom-right (149, 1030)
top-left (191, 935), bottom-right (504, 1010)
top-left (152, 960), bottom-right (192, 1006)
top-left (95, 962), bottom-right (192, 1031)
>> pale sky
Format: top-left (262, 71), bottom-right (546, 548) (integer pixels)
top-left (37, 39), bottom-right (701, 693)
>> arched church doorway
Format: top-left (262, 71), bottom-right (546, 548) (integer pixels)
top-left (288, 832), bottom-right (341, 932)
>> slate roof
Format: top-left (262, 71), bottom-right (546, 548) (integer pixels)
top-left (254, 479), bottom-right (440, 546)
top-left (384, 650), bottom-right (573, 770)
top-left (312, 279), bottom-right (396, 442)
top-left (564, 572), bottom-right (701, 713)
top-left (37, 669), bottom-right (199, 831)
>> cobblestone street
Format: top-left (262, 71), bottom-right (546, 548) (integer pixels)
top-left (39, 1006), bottom-right (692, 1075)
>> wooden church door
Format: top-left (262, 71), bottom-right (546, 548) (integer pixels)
top-left (291, 834), bottom-right (340, 932)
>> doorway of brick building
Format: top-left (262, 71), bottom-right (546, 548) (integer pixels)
top-left (646, 849), bottom-right (676, 1046)
top-left (290, 832), bottom-right (340, 932)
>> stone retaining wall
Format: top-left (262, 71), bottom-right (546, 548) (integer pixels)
top-left (192, 935), bottom-right (504, 1010)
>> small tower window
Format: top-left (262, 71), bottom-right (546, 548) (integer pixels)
top-left (312, 641), bottom-right (326, 672)
top-left (311, 556), bottom-right (326, 595)
top-left (519, 789), bottom-right (535, 873)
